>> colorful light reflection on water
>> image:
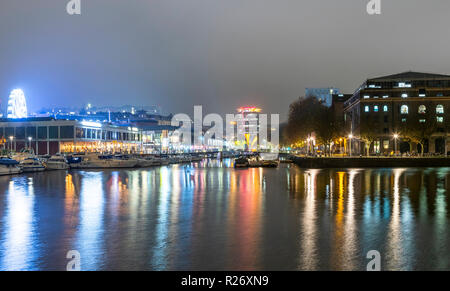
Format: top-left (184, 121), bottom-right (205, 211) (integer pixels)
top-left (0, 162), bottom-right (449, 270)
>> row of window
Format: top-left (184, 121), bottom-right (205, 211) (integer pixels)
top-left (400, 104), bottom-right (444, 115)
top-left (365, 105), bottom-right (445, 114)
top-left (75, 127), bottom-right (141, 141)
top-left (363, 90), bottom-right (446, 99)
top-left (0, 126), bottom-right (73, 140)
top-left (364, 105), bottom-right (389, 112)
top-left (366, 80), bottom-right (450, 89)
top-left (400, 117), bottom-right (444, 123)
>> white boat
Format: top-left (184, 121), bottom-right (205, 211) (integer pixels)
top-left (20, 158), bottom-right (46, 172)
top-left (0, 157), bottom-right (22, 175)
top-left (46, 155), bottom-right (70, 170)
top-left (68, 154), bottom-right (138, 169)
top-left (11, 149), bottom-right (36, 162)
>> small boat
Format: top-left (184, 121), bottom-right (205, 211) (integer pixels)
top-left (46, 155), bottom-right (70, 170)
top-left (249, 159), bottom-right (279, 168)
top-left (0, 157), bottom-right (22, 176)
top-left (234, 157), bottom-right (249, 168)
top-left (20, 158), bottom-right (46, 172)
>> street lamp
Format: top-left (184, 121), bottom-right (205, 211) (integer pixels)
top-left (348, 134), bottom-right (353, 156)
top-left (393, 133), bottom-right (399, 156)
top-left (306, 137), bottom-right (311, 155)
top-left (9, 136), bottom-right (14, 151)
top-left (28, 137), bottom-right (32, 150)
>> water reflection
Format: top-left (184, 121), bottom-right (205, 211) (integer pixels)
top-left (0, 163), bottom-right (449, 270)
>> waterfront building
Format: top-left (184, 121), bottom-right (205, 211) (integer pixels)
top-left (305, 87), bottom-right (340, 107)
top-left (344, 71), bottom-right (450, 154)
top-left (0, 117), bottom-right (143, 155)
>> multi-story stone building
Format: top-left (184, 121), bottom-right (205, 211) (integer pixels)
top-left (344, 72), bottom-right (450, 155)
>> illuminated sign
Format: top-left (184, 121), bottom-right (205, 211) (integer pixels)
top-left (237, 106), bottom-right (262, 113)
top-left (80, 121), bottom-right (102, 128)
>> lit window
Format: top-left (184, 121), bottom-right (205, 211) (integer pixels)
top-left (401, 93), bottom-right (408, 98)
top-left (400, 105), bottom-right (408, 114)
top-left (419, 119), bottom-right (426, 123)
top-left (437, 117), bottom-right (444, 123)
top-left (398, 82), bottom-right (411, 88)
top-left (419, 89), bottom-right (426, 97)
top-left (383, 105), bottom-right (388, 112)
top-left (418, 105), bottom-right (426, 114)
top-left (364, 95), bottom-right (370, 99)
top-left (436, 105), bottom-right (444, 114)
top-left (374, 105), bottom-right (379, 112)
top-left (383, 95), bottom-right (389, 98)
top-left (401, 118), bottom-right (407, 123)
top-left (383, 140), bottom-right (389, 150)
top-left (365, 106), bottom-right (370, 112)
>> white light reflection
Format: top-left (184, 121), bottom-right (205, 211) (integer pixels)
top-left (0, 178), bottom-right (36, 270)
top-left (299, 169), bottom-right (318, 270)
top-left (342, 170), bottom-right (358, 270)
top-left (386, 168), bottom-right (407, 270)
top-left (75, 172), bottom-right (105, 270)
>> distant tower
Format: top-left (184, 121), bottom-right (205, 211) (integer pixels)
top-left (7, 89), bottom-right (28, 118)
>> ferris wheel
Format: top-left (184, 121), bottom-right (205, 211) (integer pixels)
top-left (7, 89), bottom-right (28, 119)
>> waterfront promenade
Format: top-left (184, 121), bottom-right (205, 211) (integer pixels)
top-left (292, 156), bottom-right (450, 168)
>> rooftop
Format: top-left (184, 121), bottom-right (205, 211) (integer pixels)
top-left (368, 71), bottom-right (450, 81)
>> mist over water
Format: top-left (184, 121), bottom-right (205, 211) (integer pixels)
top-left (0, 161), bottom-right (449, 270)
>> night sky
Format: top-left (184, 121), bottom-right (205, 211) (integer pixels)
top-left (1, 0), bottom-right (450, 120)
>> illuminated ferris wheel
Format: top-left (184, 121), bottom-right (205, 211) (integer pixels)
top-left (7, 89), bottom-right (28, 119)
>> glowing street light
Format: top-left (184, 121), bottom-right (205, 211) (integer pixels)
top-left (348, 134), bottom-right (353, 156)
top-left (9, 136), bottom-right (14, 151)
top-left (393, 133), bottom-right (399, 155)
top-left (28, 136), bottom-right (32, 150)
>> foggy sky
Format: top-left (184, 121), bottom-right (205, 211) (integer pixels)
top-left (1, 0), bottom-right (450, 120)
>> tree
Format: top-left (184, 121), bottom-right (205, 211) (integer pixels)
top-left (360, 127), bottom-right (379, 156)
top-left (286, 96), bottom-right (323, 144)
top-left (287, 96), bottom-right (343, 155)
top-left (399, 104), bottom-right (438, 155)
top-left (315, 106), bottom-right (343, 155)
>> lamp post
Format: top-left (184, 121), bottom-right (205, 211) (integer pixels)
top-left (28, 137), bottom-right (32, 151)
top-left (306, 137), bottom-right (310, 156)
top-left (348, 134), bottom-right (353, 156)
top-left (9, 136), bottom-right (14, 151)
top-left (393, 134), bottom-right (399, 156)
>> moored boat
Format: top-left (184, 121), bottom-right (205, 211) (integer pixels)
top-left (46, 154), bottom-right (70, 170)
top-left (20, 158), bottom-right (46, 172)
top-left (234, 157), bottom-right (249, 168)
top-left (0, 157), bottom-right (22, 175)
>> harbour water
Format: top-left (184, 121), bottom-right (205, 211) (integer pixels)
top-left (0, 160), bottom-right (449, 270)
